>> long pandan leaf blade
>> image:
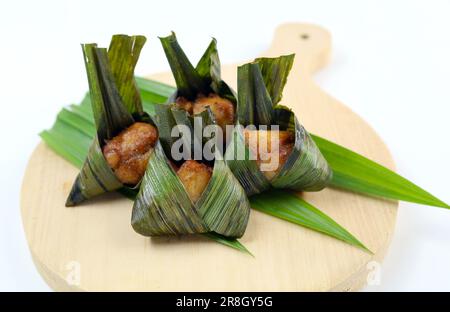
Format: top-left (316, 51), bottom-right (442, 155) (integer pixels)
top-left (57, 108), bottom-right (96, 137)
top-left (250, 190), bottom-right (372, 253)
top-left (136, 76), bottom-right (175, 105)
top-left (312, 135), bottom-right (450, 209)
top-left (40, 120), bottom-right (92, 169)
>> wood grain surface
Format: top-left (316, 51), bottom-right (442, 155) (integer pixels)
top-left (21, 23), bottom-right (398, 291)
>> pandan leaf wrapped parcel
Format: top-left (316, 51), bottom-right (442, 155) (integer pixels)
top-left (131, 32), bottom-right (250, 238)
top-left (225, 55), bottom-right (332, 196)
top-left (66, 35), bottom-right (158, 206)
top-left (131, 108), bottom-right (251, 238)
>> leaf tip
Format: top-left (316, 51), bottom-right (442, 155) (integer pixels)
top-left (437, 200), bottom-right (450, 209)
top-left (361, 245), bottom-right (374, 255)
top-left (241, 245), bottom-right (255, 257)
top-left (350, 237), bottom-right (373, 254)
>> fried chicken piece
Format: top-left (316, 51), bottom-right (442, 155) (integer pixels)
top-left (103, 122), bottom-right (158, 185)
top-left (243, 129), bottom-right (294, 181)
top-left (176, 160), bottom-right (212, 203)
top-left (168, 160), bottom-right (179, 172)
top-left (175, 96), bottom-right (193, 114)
top-left (175, 93), bottom-right (235, 135)
top-left (193, 93), bottom-right (234, 132)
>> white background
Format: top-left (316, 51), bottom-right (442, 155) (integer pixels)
top-left (1, 0), bottom-right (449, 291)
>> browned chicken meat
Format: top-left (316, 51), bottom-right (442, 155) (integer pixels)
top-left (176, 160), bottom-right (212, 203)
top-left (103, 122), bottom-right (158, 185)
top-left (176, 93), bottom-right (234, 133)
top-left (175, 96), bottom-right (194, 114)
top-left (243, 129), bottom-right (294, 181)
top-left (193, 94), bottom-right (234, 132)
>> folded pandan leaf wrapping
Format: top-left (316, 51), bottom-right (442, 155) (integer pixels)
top-left (225, 55), bottom-right (333, 196)
top-left (156, 32), bottom-right (236, 154)
top-left (66, 35), bottom-right (148, 206)
top-left (131, 108), bottom-right (251, 238)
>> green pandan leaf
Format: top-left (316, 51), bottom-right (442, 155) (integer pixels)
top-left (311, 135), bottom-right (449, 209)
top-left (250, 190), bottom-right (371, 253)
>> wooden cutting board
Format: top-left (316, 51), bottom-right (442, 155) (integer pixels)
top-left (21, 23), bottom-right (398, 291)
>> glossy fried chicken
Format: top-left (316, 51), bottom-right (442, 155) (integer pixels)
top-left (176, 93), bottom-right (234, 133)
top-left (103, 122), bottom-right (158, 185)
top-left (176, 160), bottom-right (212, 203)
top-left (243, 129), bottom-right (294, 181)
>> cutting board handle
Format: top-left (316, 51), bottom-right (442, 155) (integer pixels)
top-left (265, 23), bottom-right (332, 76)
